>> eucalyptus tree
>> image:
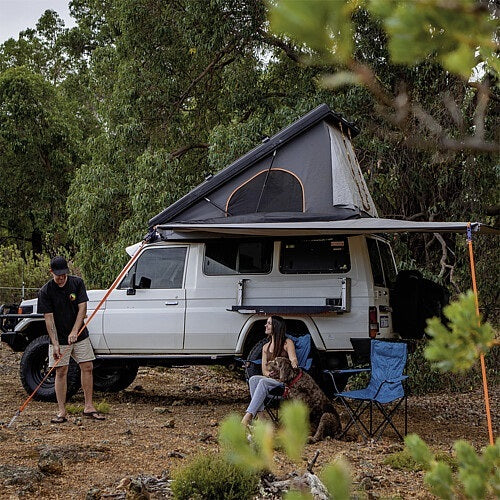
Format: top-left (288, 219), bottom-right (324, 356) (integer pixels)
top-left (0, 67), bottom-right (83, 255)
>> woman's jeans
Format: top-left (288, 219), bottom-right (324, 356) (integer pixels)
top-left (246, 375), bottom-right (284, 416)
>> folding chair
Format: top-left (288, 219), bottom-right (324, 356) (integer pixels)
top-left (324, 340), bottom-right (408, 442)
top-left (243, 334), bottom-right (313, 423)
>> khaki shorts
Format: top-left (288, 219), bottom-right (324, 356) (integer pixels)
top-left (48, 337), bottom-right (95, 367)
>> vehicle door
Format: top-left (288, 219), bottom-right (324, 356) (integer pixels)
top-left (102, 245), bottom-right (188, 353)
top-left (367, 237), bottom-right (397, 336)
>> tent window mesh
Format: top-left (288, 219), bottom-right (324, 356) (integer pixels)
top-left (227, 170), bottom-right (303, 215)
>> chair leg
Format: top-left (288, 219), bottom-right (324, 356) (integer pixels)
top-left (264, 396), bottom-right (280, 423)
top-left (372, 398), bottom-right (405, 441)
top-left (338, 398), bottom-right (372, 442)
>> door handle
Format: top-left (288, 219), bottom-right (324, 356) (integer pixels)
top-left (165, 301), bottom-right (179, 306)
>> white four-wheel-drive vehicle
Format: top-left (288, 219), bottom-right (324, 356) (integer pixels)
top-left (1, 104), bottom-right (460, 401)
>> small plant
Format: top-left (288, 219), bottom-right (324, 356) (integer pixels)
top-left (385, 448), bottom-right (457, 472)
top-left (95, 400), bottom-right (110, 414)
top-left (171, 453), bottom-right (258, 500)
top-left (218, 400), bottom-right (352, 499)
top-left (66, 404), bottom-right (83, 415)
top-left (405, 434), bottom-right (500, 499)
top-left (425, 291), bottom-right (496, 373)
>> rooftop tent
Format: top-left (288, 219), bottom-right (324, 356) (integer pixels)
top-left (149, 104), bottom-right (377, 228)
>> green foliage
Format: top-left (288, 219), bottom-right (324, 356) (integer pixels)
top-left (66, 401), bottom-right (108, 415)
top-left (0, 246), bottom-right (51, 303)
top-left (218, 402), bottom-right (353, 499)
top-left (405, 434), bottom-right (500, 499)
top-left (425, 291), bottom-right (496, 373)
top-left (0, 66), bottom-right (84, 254)
top-left (269, 0), bottom-right (498, 80)
top-left (277, 400), bottom-right (309, 462)
top-left (170, 453), bottom-right (258, 500)
top-left (95, 400), bottom-right (110, 414)
top-left (385, 448), bottom-right (425, 471)
top-left (65, 404), bottom-right (83, 415)
top-left (219, 414), bottom-right (274, 472)
top-left (320, 459), bottom-right (352, 500)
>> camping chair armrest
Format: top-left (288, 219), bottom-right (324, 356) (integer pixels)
top-left (384, 375), bottom-right (408, 383)
top-left (323, 368), bottom-right (371, 393)
top-left (234, 357), bottom-right (262, 368)
top-left (323, 368), bottom-right (370, 376)
top-left (372, 375), bottom-right (408, 398)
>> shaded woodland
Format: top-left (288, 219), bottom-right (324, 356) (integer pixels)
top-left (0, 1), bottom-right (498, 318)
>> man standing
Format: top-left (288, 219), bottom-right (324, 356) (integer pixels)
top-left (37, 256), bottom-right (104, 423)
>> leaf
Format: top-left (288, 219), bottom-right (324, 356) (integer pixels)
top-left (320, 459), bottom-right (351, 500)
top-left (268, 0), bottom-right (357, 63)
top-left (320, 71), bottom-right (361, 88)
top-left (425, 461), bottom-right (454, 500)
top-left (441, 43), bottom-right (476, 79)
top-left (425, 291), bottom-right (495, 373)
top-left (277, 400), bottom-right (309, 462)
top-left (405, 433), bottom-right (434, 468)
top-left (219, 414), bottom-right (267, 471)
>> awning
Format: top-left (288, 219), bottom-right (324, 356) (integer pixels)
top-left (156, 218), bottom-right (498, 238)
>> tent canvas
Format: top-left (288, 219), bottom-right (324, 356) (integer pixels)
top-left (149, 104), bottom-right (378, 228)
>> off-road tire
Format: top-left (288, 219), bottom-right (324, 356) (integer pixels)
top-left (19, 335), bottom-right (81, 402)
top-left (92, 361), bottom-right (139, 393)
top-left (244, 338), bottom-right (268, 380)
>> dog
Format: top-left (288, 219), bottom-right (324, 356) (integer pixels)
top-left (267, 357), bottom-right (342, 443)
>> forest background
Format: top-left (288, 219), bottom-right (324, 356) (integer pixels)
top-left (0, 0), bottom-right (498, 323)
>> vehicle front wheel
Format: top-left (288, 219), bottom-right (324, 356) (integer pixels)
top-left (19, 335), bottom-right (81, 402)
top-left (92, 360), bottom-right (139, 393)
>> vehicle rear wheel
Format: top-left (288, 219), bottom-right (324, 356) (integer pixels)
top-left (92, 360), bottom-right (139, 392)
top-left (244, 338), bottom-right (268, 380)
top-left (19, 335), bottom-right (81, 402)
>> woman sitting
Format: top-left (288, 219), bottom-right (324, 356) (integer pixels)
top-left (241, 315), bottom-right (298, 426)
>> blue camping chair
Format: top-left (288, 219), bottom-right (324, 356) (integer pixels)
top-left (243, 334), bottom-right (313, 422)
top-left (324, 340), bottom-right (408, 442)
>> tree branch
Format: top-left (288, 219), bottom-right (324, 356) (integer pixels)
top-left (170, 143), bottom-right (209, 159)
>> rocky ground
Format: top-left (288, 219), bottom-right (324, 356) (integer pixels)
top-left (0, 344), bottom-right (498, 499)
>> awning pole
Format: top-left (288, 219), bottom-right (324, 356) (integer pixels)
top-left (467, 223), bottom-right (494, 445)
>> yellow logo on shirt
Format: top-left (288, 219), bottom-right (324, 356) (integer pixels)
top-left (69, 293), bottom-right (76, 301)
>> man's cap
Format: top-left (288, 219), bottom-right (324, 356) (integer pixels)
top-left (50, 256), bottom-right (69, 275)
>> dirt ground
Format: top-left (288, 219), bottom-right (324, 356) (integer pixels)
top-left (0, 343), bottom-right (498, 499)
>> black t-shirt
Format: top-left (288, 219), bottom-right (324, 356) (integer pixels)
top-left (37, 276), bottom-right (89, 344)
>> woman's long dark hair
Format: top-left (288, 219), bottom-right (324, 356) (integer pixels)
top-left (269, 315), bottom-right (286, 361)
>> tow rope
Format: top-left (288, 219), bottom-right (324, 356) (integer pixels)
top-left (282, 370), bottom-right (303, 399)
top-left (7, 236), bottom-right (151, 428)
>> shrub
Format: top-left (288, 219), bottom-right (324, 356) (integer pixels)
top-left (405, 341), bottom-right (498, 395)
top-left (0, 245), bottom-right (51, 303)
top-left (385, 449), bottom-right (457, 472)
top-left (171, 453), bottom-right (258, 500)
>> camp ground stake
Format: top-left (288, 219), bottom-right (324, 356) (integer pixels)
top-left (7, 240), bottom-right (148, 428)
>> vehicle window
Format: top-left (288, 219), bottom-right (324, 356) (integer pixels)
top-left (379, 241), bottom-right (397, 287)
top-left (367, 238), bottom-right (396, 287)
top-left (204, 240), bottom-right (273, 275)
top-left (280, 237), bottom-right (350, 274)
top-left (119, 247), bottom-right (187, 289)
top-left (367, 238), bottom-right (385, 287)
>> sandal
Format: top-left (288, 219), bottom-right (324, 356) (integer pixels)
top-left (50, 415), bottom-right (67, 424)
top-left (83, 411), bottom-right (105, 420)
